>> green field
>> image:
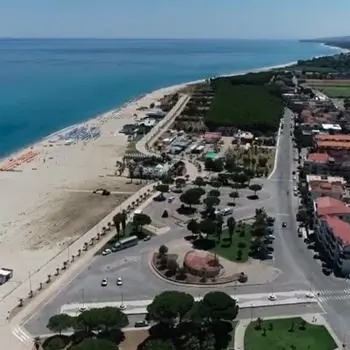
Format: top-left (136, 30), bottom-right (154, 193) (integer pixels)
top-left (211, 225), bottom-right (252, 262)
top-left (205, 82), bottom-right (283, 134)
top-left (244, 317), bottom-right (337, 350)
top-left (314, 85), bottom-right (350, 97)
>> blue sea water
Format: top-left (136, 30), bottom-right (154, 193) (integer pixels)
top-left (0, 39), bottom-right (340, 158)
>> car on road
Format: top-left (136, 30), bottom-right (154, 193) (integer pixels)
top-left (134, 320), bottom-right (149, 328)
top-left (267, 234), bottom-right (275, 240)
top-left (116, 277), bottom-right (123, 286)
top-left (168, 196), bottom-right (175, 203)
top-left (221, 207), bottom-right (233, 216)
top-left (305, 292), bottom-right (315, 298)
top-left (268, 294), bottom-right (277, 301)
top-left (101, 278), bottom-right (108, 287)
top-left (282, 222), bottom-right (287, 228)
top-left (102, 249), bottom-right (112, 256)
top-left (143, 235), bottom-right (151, 242)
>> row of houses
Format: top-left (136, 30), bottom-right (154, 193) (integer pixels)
top-left (300, 125), bottom-right (350, 276)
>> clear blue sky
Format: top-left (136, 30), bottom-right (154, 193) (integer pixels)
top-left (1, 0), bottom-right (350, 39)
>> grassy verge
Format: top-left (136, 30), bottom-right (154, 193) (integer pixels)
top-left (244, 317), bottom-right (337, 350)
top-left (314, 85), bottom-right (350, 97)
top-left (210, 225), bottom-right (252, 262)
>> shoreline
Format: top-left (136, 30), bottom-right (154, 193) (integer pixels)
top-left (0, 47), bottom-right (340, 165)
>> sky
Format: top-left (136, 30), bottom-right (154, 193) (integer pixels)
top-left (1, 0), bottom-right (350, 39)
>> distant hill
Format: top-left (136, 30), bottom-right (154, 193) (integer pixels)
top-left (300, 36), bottom-right (350, 50)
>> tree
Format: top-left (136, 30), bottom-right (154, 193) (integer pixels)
top-left (161, 175), bottom-right (174, 185)
top-left (158, 244), bottom-right (168, 257)
top-left (229, 191), bottom-right (239, 203)
top-left (96, 306), bottom-right (129, 331)
top-left (47, 314), bottom-right (73, 335)
top-left (203, 196), bottom-right (220, 210)
top-left (167, 259), bottom-right (179, 274)
top-left (133, 213), bottom-right (152, 233)
top-left (208, 189), bottom-right (220, 197)
top-left (74, 338), bottom-right (119, 350)
top-left (199, 218), bottom-right (217, 239)
top-left (138, 338), bottom-right (176, 350)
top-left (193, 176), bottom-right (205, 187)
top-left (155, 184), bottom-right (169, 198)
top-left (113, 213), bottom-right (124, 240)
top-left (187, 219), bottom-right (201, 235)
top-left (147, 291), bottom-right (194, 325)
top-left (249, 184), bottom-right (262, 197)
top-left (180, 188), bottom-right (202, 208)
top-left (227, 217), bottom-right (236, 239)
top-left (198, 291), bottom-right (238, 323)
top-left (234, 173), bottom-right (249, 187)
top-left (75, 307), bottom-right (128, 334)
top-left (258, 156), bottom-right (268, 168)
top-left (175, 177), bottom-right (186, 189)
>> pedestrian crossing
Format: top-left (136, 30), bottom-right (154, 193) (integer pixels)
top-left (313, 288), bottom-right (350, 302)
top-left (12, 325), bottom-right (32, 346)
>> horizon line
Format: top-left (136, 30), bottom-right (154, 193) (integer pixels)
top-left (0, 37), bottom-right (308, 41)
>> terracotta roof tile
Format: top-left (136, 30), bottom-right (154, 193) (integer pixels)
top-left (316, 197), bottom-right (350, 216)
top-left (324, 216), bottom-right (350, 245)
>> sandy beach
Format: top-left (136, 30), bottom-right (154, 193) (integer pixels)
top-left (0, 83), bottom-right (186, 299)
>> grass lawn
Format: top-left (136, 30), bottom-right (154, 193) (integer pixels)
top-left (210, 224), bottom-right (252, 262)
top-left (244, 317), bottom-right (337, 350)
top-left (314, 85), bottom-right (350, 98)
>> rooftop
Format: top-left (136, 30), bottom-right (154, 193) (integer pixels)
top-left (317, 141), bottom-right (350, 150)
top-left (307, 152), bottom-right (330, 163)
top-left (324, 215), bottom-right (350, 246)
top-left (306, 175), bottom-right (346, 184)
top-left (316, 134), bottom-right (350, 142)
top-left (309, 181), bottom-right (344, 197)
top-left (316, 196), bottom-right (350, 217)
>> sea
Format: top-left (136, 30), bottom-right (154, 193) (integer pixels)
top-left (0, 39), bottom-right (341, 158)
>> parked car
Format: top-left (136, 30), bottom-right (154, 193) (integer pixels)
top-left (101, 278), bottom-right (108, 287)
top-left (134, 320), bottom-right (149, 328)
top-left (168, 196), bottom-right (175, 203)
top-left (221, 207), bottom-right (233, 216)
top-left (282, 222), bottom-right (287, 228)
top-left (102, 249), bottom-right (112, 256)
top-left (116, 277), bottom-right (123, 286)
top-left (143, 235), bottom-right (151, 242)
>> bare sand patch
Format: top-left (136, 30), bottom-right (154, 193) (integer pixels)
top-left (122, 329), bottom-right (148, 350)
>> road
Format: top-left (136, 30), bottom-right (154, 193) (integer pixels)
top-left (271, 108), bottom-right (350, 343)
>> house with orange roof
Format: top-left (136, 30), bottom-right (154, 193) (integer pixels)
top-left (314, 196), bottom-right (350, 276)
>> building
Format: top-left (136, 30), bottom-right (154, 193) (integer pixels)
top-left (307, 175), bottom-right (345, 201)
top-left (315, 134), bottom-right (350, 153)
top-left (134, 162), bottom-right (173, 179)
top-left (314, 197), bottom-right (350, 275)
top-left (304, 153), bottom-right (333, 174)
top-left (203, 132), bottom-right (222, 143)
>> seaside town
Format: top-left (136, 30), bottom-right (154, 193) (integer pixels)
top-left (4, 48), bottom-right (350, 350)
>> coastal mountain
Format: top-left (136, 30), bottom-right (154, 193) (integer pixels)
top-left (300, 36), bottom-right (350, 50)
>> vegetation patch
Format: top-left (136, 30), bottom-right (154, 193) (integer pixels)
top-left (313, 85), bottom-right (350, 98)
top-left (210, 224), bottom-right (252, 262)
top-left (205, 75), bottom-right (283, 134)
top-left (244, 317), bottom-right (337, 350)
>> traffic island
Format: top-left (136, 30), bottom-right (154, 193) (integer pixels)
top-left (150, 239), bottom-right (280, 286)
top-left (243, 317), bottom-right (337, 350)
